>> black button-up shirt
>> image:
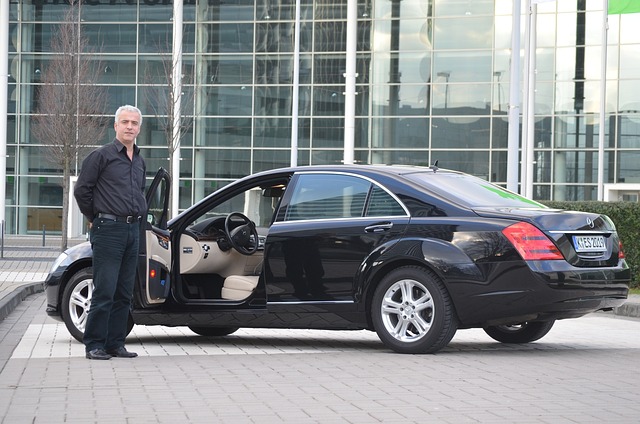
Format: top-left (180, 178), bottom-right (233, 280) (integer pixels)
top-left (74, 139), bottom-right (147, 222)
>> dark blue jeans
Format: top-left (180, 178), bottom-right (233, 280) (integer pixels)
top-left (83, 218), bottom-right (139, 352)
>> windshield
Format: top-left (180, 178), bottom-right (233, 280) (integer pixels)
top-left (405, 172), bottom-right (546, 209)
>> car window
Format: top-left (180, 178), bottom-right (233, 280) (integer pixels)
top-left (406, 172), bottom-right (546, 209)
top-left (285, 173), bottom-right (405, 221)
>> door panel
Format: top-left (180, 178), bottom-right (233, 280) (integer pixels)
top-left (137, 168), bottom-right (171, 307)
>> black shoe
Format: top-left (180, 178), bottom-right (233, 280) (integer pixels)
top-left (106, 347), bottom-right (138, 358)
top-left (86, 348), bottom-right (112, 360)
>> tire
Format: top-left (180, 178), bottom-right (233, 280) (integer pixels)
top-left (371, 266), bottom-right (457, 354)
top-left (188, 326), bottom-right (240, 337)
top-left (483, 320), bottom-right (555, 344)
top-left (60, 267), bottom-right (134, 343)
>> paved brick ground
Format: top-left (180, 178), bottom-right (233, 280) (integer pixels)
top-left (2, 235), bottom-right (640, 423)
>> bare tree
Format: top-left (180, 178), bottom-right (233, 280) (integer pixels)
top-left (32, 1), bottom-right (107, 251)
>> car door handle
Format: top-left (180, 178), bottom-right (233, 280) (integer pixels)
top-left (365, 222), bottom-right (393, 233)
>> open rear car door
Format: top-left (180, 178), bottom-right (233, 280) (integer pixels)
top-left (136, 168), bottom-right (171, 307)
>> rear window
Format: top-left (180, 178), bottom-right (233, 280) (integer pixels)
top-left (405, 172), bottom-right (546, 209)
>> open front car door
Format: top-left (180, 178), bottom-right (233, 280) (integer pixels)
top-left (136, 168), bottom-right (171, 307)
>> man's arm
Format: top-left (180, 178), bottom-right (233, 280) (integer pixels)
top-left (74, 151), bottom-right (102, 222)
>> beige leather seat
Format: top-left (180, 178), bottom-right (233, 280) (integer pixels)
top-left (221, 275), bottom-right (259, 300)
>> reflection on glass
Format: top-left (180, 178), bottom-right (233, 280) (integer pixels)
top-left (431, 117), bottom-right (490, 149)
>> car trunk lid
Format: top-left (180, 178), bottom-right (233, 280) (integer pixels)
top-left (473, 207), bottom-right (622, 267)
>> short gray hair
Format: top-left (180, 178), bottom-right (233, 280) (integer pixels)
top-left (115, 105), bottom-right (142, 125)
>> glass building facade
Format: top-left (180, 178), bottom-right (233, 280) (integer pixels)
top-left (4, 0), bottom-right (640, 235)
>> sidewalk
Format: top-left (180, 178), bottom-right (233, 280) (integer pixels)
top-left (1, 235), bottom-right (639, 321)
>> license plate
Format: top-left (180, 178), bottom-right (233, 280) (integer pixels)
top-left (572, 235), bottom-right (606, 252)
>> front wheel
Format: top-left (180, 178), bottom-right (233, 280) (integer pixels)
top-left (483, 320), bottom-right (555, 344)
top-left (60, 267), bottom-right (133, 343)
top-left (371, 266), bottom-right (457, 354)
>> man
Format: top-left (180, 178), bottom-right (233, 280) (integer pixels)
top-left (74, 105), bottom-right (146, 360)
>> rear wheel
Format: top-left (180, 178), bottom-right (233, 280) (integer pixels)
top-left (371, 266), bottom-right (457, 354)
top-left (188, 326), bottom-right (239, 337)
top-left (61, 267), bottom-right (134, 343)
top-left (483, 320), bottom-right (555, 344)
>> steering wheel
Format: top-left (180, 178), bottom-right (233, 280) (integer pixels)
top-left (223, 212), bottom-right (259, 255)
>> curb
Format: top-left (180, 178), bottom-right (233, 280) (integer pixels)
top-left (613, 302), bottom-right (640, 318)
top-left (0, 282), bottom-right (45, 321)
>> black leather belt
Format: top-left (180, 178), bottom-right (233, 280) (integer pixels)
top-left (96, 213), bottom-right (141, 224)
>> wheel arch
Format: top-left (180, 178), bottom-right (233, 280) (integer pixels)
top-left (362, 257), bottom-right (459, 330)
top-left (56, 259), bottom-right (93, 310)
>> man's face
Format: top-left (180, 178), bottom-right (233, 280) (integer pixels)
top-left (114, 110), bottom-right (141, 144)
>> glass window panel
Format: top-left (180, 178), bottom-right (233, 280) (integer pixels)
top-left (356, 54), bottom-right (372, 84)
top-left (297, 117), bottom-right (311, 148)
top-left (313, 86), bottom-right (345, 116)
top-left (254, 118), bottom-right (293, 148)
top-left (371, 85), bottom-right (428, 116)
top-left (100, 56), bottom-right (137, 85)
top-left (556, 12), bottom-right (581, 47)
top-left (370, 149), bottom-right (429, 166)
top-left (254, 86), bottom-right (293, 116)
top-left (355, 118), bottom-right (369, 149)
top-left (314, 21), bottom-right (347, 52)
top-left (81, 2), bottom-right (138, 22)
top-left (255, 22), bottom-right (295, 53)
top-left (433, 51), bottom-right (492, 83)
top-left (490, 150), bottom-right (507, 183)
top-left (200, 0), bottom-right (255, 21)
top-left (312, 118), bottom-right (344, 148)
top-left (556, 81), bottom-right (606, 114)
top-left (142, 148), bottom-right (170, 176)
top-left (139, 2), bottom-right (173, 22)
top-left (433, 0), bottom-right (494, 17)
top-left (619, 13), bottom-right (640, 44)
top-left (433, 17), bottom-right (493, 49)
top-left (21, 23), bottom-right (56, 53)
top-left (492, 117), bottom-right (509, 149)
top-left (371, 117), bottom-right (429, 149)
top-left (431, 117), bottom-right (490, 149)
top-left (21, 3), bottom-right (74, 21)
top-left (309, 149), bottom-right (345, 165)
top-left (618, 80), bottom-right (640, 112)
top-left (137, 117), bottom-right (174, 148)
top-left (313, 54), bottom-right (346, 84)
top-left (494, 16), bottom-right (512, 50)
top-left (554, 151), bottom-right (600, 184)
top-left (255, 55), bottom-right (294, 84)
top-left (204, 55), bottom-right (254, 84)
top-left (371, 52), bottom-right (431, 85)
top-left (139, 24), bottom-right (172, 54)
top-left (83, 24), bottom-right (137, 53)
top-left (431, 150), bottom-right (490, 178)
top-left (553, 115), bottom-right (601, 149)
top-left (535, 48), bottom-right (555, 82)
top-left (617, 116), bottom-right (640, 148)
top-left (200, 86), bottom-right (253, 116)
top-left (431, 83), bottom-right (491, 114)
top-left (298, 54), bottom-right (313, 84)
top-left (204, 23), bottom-right (254, 53)
top-left (314, 1), bottom-right (348, 20)
top-left (617, 151), bottom-right (640, 183)
top-left (18, 146), bottom-right (62, 175)
top-left (373, 19), bottom-right (432, 52)
top-left (193, 117), bottom-right (251, 148)
top-left (536, 14), bottom-right (556, 47)
top-left (619, 45), bottom-right (640, 80)
top-left (534, 150), bottom-right (552, 183)
top-left (200, 149), bottom-right (251, 179)
top-left (182, 25), bottom-right (196, 54)
top-left (9, 23), bottom-right (17, 52)
top-left (253, 149), bottom-right (292, 173)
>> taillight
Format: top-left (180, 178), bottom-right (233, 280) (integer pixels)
top-left (502, 222), bottom-right (564, 261)
top-left (619, 241), bottom-right (626, 259)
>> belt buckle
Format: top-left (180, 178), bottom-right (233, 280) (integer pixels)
top-left (126, 216), bottom-right (134, 224)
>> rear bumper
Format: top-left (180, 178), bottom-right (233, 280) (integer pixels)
top-left (450, 259), bottom-right (630, 327)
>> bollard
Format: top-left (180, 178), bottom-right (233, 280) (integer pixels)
top-left (1, 220), bottom-right (4, 259)
top-left (42, 225), bottom-right (46, 247)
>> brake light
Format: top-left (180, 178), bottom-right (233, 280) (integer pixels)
top-left (150, 269), bottom-right (157, 279)
top-left (502, 222), bottom-right (564, 261)
top-left (619, 241), bottom-right (626, 259)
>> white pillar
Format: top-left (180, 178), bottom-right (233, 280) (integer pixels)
top-left (171, 0), bottom-right (183, 218)
top-left (0, 0), bottom-right (9, 224)
top-left (507, 0), bottom-right (522, 192)
top-left (290, 0), bottom-right (301, 166)
top-left (597, 1), bottom-right (608, 200)
top-left (343, 0), bottom-right (357, 165)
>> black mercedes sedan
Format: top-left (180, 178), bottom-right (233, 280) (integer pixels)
top-left (44, 165), bottom-right (630, 354)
